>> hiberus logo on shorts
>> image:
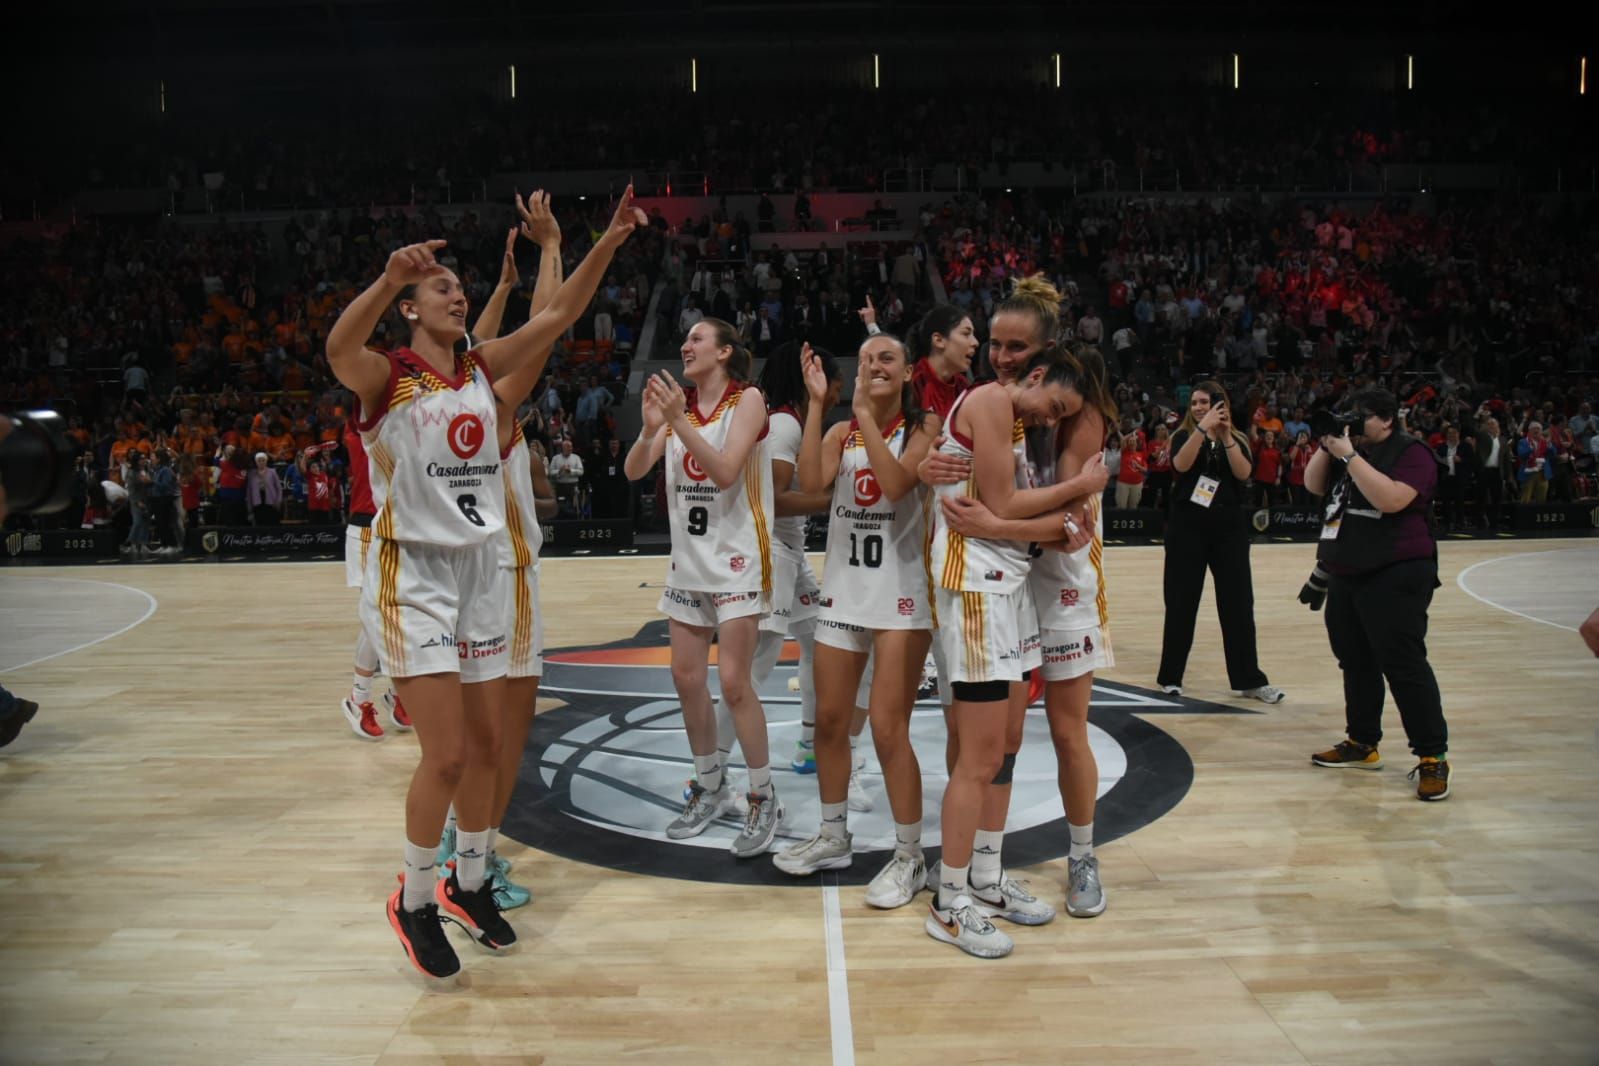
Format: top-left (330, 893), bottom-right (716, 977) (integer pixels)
top-left (448, 413), bottom-right (486, 459)
top-left (853, 468), bottom-right (882, 506)
top-left (500, 620), bottom-right (1251, 887)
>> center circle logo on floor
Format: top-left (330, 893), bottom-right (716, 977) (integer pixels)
top-left (500, 620), bottom-right (1225, 887)
top-left (447, 413), bottom-right (485, 459)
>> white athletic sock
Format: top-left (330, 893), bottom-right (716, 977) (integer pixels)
top-left (819, 801), bottom-right (848, 841)
top-left (694, 751), bottom-right (724, 794)
top-left (894, 820), bottom-right (923, 854)
top-left (351, 672), bottom-right (373, 705)
top-left (1068, 821), bottom-right (1094, 860)
top-left (797, 631), bottom-right (817, 744)
top-left (402, 840), bottom-right (437, 912)
top-left (713, 699), bottom-right (737, 765)
top-left (455, 829), bottom-right (489, 892)
top-left (747, 763), bottom-right (773, 797)
top-left (937, 862), bottom-right (970, 911)
top-left (354, 626), bottom-right (380, 675)
top-left (486, 826), bottom-right (500, 865)
top-left (971, 829), bottom-right (1004, 889)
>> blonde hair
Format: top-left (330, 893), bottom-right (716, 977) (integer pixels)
top-left (993, 274), bottom-right (1064, 349)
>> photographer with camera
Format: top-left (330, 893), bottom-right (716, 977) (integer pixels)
top-left (1302, 388), bottom-right (1451, 801)
top-left (1156, 381), bottom-right (1284, 704)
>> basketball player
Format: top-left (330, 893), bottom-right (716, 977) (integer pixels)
top-left (328, 188), bottom-right (644, 982)
top-left (433, 194), bottom-right (564, 911)
top-left (623, 319), bottom-right (781, 858)
top-left (923, 347), bottom-right (1090, 958)
top-left (941, 345), bottom-right (1117, 918)
top-left (342, 407), bottom-right (409, 740)
top-left (773, 336), bottom-right (938, 885)
top-left (919, 278), bottom-right (1078, 919)
top-left (751, 342), bottom-right (839, 778)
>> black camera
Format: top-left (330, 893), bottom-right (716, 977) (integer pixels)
top-left (0, 411), bottom-right (77, 515)
top-left (1309, 407), bottom-right (1362, 439)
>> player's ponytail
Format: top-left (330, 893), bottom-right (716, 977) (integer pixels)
top-left (703, 317), bottom-right (752, 382)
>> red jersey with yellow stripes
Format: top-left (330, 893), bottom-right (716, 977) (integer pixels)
top-left (343, 416), bottom-right (375, 518)
top-left (664, 381), bottom-right (774, 593)
top-left (927, 384), bottom-right (1034, 595)
top-left (497, 426), bottom-right (545, 571)
top-left (357, 347), bottom-right (504, 548)
top-left (816, 414), bottom-right (932, 630)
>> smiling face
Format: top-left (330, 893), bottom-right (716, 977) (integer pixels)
top-left (987, 310), bottom-right (1049, 384)
top-left (680, 321), bottom-right (732, 383)
top-left (1011, 367), bottom-right (1084, 429)
top-left (398, 271), bottom-right (468, 343)
top-left (858, 336), bottom-right (911, 405)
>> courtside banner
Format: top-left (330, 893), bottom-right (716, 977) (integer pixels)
top-left (538, 518), bottom-right (634, 555)
top-left (1103, 508), bottom-right (1165, 540)
top-left (190, 526), bottom-right (345, 555)
top-left (1512, 502), bottom-right (1599, 532)
top-left (3, 528), bottom-right (119, 559)
top-left (1250, 506), bottom-right (1324, 539)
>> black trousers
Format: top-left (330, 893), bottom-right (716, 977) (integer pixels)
top-left (1157, 509), bottom-right (1270, 690)
top-left (1476, 469), bottom-right (1504, 527)
top-left (1437, 474), bottom-right (1468, 528)
top-left (1323, 558), bottom-right (1447, 758)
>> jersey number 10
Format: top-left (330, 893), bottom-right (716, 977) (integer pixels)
top-left (848, 532), bottom-right (883, 568)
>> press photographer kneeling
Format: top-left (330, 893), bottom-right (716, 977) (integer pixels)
top-left (1302, 389), bottom-right (1452, 801)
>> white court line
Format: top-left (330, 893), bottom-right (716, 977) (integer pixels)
top-left (0, 578), bottom-right (159, 674)
top-left (1454, 550), bottom-right (1591, 634)
top-left (822, 880), bottom-right (855, 1066)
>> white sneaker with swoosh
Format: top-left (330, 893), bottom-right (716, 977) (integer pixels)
top-left (924, 895), bottom-right (1014, 959)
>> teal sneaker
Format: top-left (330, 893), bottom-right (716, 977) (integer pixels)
top-left (489, 853), bottom-right (514, 879)
top-left (489, 864), bottom-right (532, 910)
top-left (790, 742), bottom-right (817, 774)
top-left (435, 826), bottom-right (456, 880)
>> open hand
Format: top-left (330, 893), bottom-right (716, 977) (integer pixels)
top-left (515, 189), bottom-right (561, 248)
top-left (496, 227), bottom-right (520, 290)
top-left (800, 343), bottom-right (829, 405)
top-left (605, 184), bottom-right (648, 241)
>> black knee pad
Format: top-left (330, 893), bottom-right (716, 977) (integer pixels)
top-left (952, 679), bottom-right (1008, 703)
top-left (991, 751), bottom-right (1017, 785)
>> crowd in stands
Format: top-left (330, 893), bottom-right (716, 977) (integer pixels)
top-left (0, 194), bottom-right (666, 547)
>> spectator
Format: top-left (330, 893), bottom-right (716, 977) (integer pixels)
top-left (122, 451), bottom-right (153, 557)
top-left (1515, 421), bottom-right (1553, 503)
top-left (1252, 429), bottom-right (1284, 507)
top-left (1077, 306), bottom-right (1104, 346)
top-left (549, 438), bottom-right (584, 516)
top-left (1473, 417), bottom-right (1510, 528)
top-left (1286, 430), bottom-right (1316, 506)
top-left (1434, 424), bottom-right (1474, 530)
top-left (246, 452), bottom-right (283, 526)
top-left (1144, 424), bottom-right (1173, 510)
top-left (149, 448), bottom-right (182, 554)
top-left (575, 375), bottom-right (614, 444)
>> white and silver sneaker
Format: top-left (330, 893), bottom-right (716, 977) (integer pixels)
top-left (1238, 685), bottom-right (1285, 704)
top-left (847, 752), bottom-right (873, 813)
top-left (665, 780), bottom-right (739, 840)
top-left (731, 791), bottom-right (784, 858)
top-left (970, 872), bottom-right (1057, 926)
top-left (924, 895), bottom-right (1014, 959)
top-left (773, 831), bottom-right (854, 875)
top-left (1066, 854), bottom-right (1107, 917)
top-left (865, 849), bottom-right (927, 909)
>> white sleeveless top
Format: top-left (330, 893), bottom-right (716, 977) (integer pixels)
top-left (817, 414), bottom-right (932, 629)
top-left (664, 381), bottom-right (774, 593)
top-left (766, 407), bottom-right (807, 553)
top-left (927, 384), bottom-right (1033, 595)
top-left (360, 347), bottom-right (504, 548)
top-left (498, 426), bottom-right (545, 570)
top-left (1026, 425), bottom-right (1110, 630)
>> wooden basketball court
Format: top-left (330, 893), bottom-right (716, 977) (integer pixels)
top-left (2, 538), bottom-right (1596, 1064)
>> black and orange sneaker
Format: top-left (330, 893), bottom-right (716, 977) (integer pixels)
top-left (1408, 757), bottom-right (1451, 801)
top-left (386, 876), bottom-right (460, 980)
top-left (1311, 739), bottom-right (1382, 770)
top-left (436, 868), bottom-right (518, 953)
top-left (0, 698), bottom-right (39, 748)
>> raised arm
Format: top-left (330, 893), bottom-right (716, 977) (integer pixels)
top-left (326, 240), bottom-right (448, 413)
top-left (796, 343), bottom-right (844, 495)
top-left (965, 388), bottom-right (1079, 519)
top-left (850, 359), bottom-right (934, 503)
top-left (471, 228), bottom-right (521, 343)
top-left (624, 384), bottom-right (671, 481)
top-left (491, 192), bottom-right (566, 416)
top-left (476, 185), bottom-right (645, 382)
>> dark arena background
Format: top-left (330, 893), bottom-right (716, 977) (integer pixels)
top-left (0, 4), bottom-right (1596, 1064)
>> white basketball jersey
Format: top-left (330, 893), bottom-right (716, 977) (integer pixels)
top-left (767, 407), bottom-right (806, 553)
top-left (817, 415), bottom-right (932, 629)
top-left (1027, 423), bottom-right (1110, 632)
top-left (498, 426), bottom-right (545, 571)
top-left (362, 348), bottom-right (504, 548)
top-left (664, 382), bottom-right (774, 593)
top-left (928, 385), bottom-right (1033, 595)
